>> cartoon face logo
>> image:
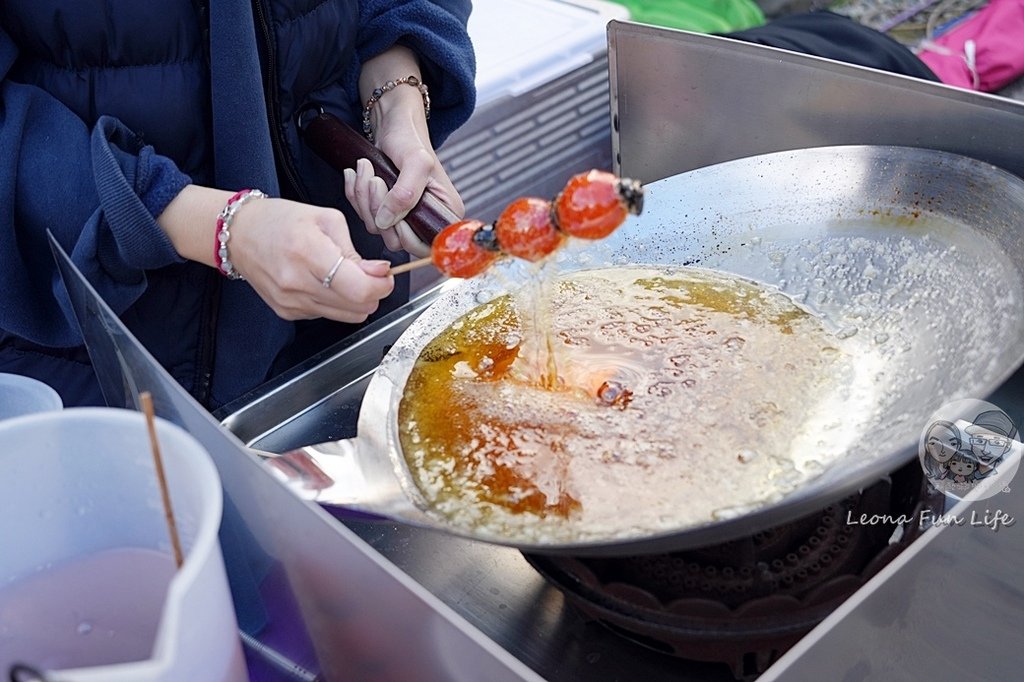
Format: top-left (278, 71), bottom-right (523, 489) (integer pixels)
top-left (919, 400), bottom-right (1021, 501)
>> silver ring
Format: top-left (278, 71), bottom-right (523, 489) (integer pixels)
top-left (322, 254), bottom-right (345, 289)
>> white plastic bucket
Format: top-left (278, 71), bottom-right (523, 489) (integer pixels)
top-left (0, 408), bottom-right (247, 681)
top-left (0, 373), bottom-right (62, 421)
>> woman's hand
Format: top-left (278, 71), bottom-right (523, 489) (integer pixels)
top-left (345, 46), bottom-right (464, 257)
top-left (228, 197), bottom-right (394, 322)
top-left (158, 186), bottom-right (394, 324)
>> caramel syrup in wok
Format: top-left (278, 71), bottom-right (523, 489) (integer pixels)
top-left (399, 267), bottom-right (876, 543)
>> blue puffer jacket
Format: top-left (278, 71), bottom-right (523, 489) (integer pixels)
top-left (0, 0), bottom-right (475, 409)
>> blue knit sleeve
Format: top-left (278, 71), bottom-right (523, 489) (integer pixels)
top-left (0, 28), bottom-right (191, 347)
top-left (351, 0), bottom-right (477, 147)
top-left (90, 116), bottom-right (191, 271)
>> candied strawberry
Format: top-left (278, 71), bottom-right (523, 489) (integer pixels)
top-left (431, 219), bottom-right (500, 278)
top-left (494, 197), bottom-right (564, 262)
top-left (554, 170), bottom-right (643, 240)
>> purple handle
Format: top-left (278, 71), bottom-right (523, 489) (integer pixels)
top-left (302, 111), bottom-right (458, 244)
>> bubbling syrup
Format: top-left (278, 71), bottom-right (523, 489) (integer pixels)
top-left (399, 266), bottom-right (878, 544)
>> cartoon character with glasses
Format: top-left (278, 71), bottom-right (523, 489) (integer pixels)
top-left (965, 409), bottom-right (1017, 479)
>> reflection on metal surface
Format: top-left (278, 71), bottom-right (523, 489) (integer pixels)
top-left (262, 448), bottom-right (338, 496)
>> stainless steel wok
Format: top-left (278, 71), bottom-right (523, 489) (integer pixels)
top-left (263, 145), bottom-right (1024, 556)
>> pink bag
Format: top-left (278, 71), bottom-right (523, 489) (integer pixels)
top-left (917, 0), bottom-right (1024, 91)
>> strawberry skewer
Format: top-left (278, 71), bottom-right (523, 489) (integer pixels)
top-left (422, 170), bottom-right (643, 279)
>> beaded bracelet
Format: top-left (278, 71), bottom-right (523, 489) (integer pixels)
top-left (361, 75), bottom-right (430, 144)
top-left (215, 188), bottom-right (266, 280)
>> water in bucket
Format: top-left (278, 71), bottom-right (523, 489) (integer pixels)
top-left (0, 549), bottom-right (176, 670)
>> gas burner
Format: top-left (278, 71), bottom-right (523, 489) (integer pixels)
top-left (524, 460), bottom-right (942, 680)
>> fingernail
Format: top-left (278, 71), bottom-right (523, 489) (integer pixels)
top-left (375, 208), bottom-right (396, 229)
top-left (363, 260), bottom-right (391, 276)
top-left (343, 168), bottom-right (355, 185)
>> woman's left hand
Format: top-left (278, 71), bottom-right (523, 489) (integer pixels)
top-left (345, 47), bottom-right (465, 258)
top-left (344, 125), bottom-right (463, 258)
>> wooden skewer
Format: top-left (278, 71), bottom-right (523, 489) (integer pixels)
top-left (140, 391), bottom-right (185, 569)
top-left (388, 256), bottom-right (434, 276)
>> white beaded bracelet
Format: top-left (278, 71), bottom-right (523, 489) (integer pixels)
top-left (215, 188), bottom-right (266, 280)
top-left (361, 75), bottom-right (430, 144)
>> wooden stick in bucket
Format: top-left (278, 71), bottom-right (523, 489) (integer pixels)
top-left (140, 392), bottom-right (184, 569)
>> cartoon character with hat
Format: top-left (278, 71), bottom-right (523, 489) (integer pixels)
top-left (965, 409), bottom-right (1017, 479)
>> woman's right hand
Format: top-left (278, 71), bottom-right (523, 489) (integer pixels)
top-left (157, 185), bottom-right (394, 324)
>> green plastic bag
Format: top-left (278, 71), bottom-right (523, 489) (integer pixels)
top-left (609, 0), bottom-right (766, 33)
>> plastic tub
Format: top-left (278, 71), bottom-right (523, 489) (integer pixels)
top-left (0, 408), bottom-right (246, 681)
